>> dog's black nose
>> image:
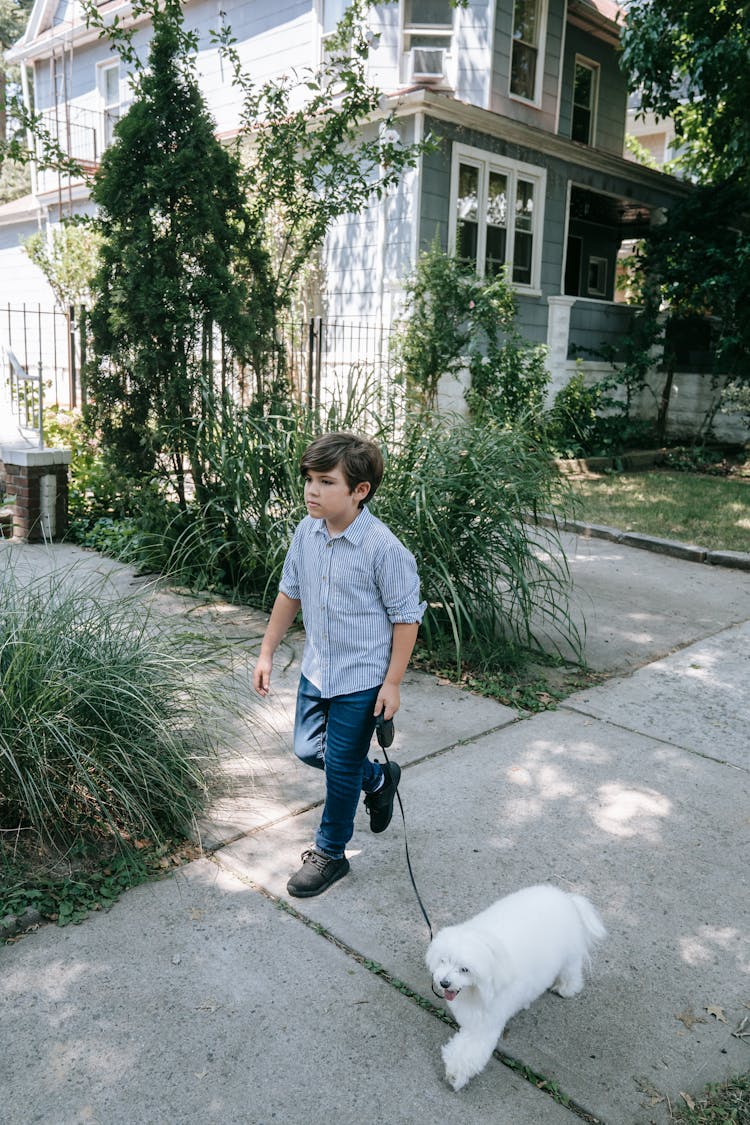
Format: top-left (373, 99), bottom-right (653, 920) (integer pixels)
top-left (439, 978), bottom-right (451, 989)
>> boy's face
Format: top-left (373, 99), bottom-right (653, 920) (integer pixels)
top-left (303, 464), bottom-right (370, 532)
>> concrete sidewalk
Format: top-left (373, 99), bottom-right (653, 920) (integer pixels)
top-left (2, 535), bottom-right (749, 1124)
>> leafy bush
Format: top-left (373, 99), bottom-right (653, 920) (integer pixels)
top-left (43, 407), bottom-right (140, 528)
top-left (464, 277), bottom-right (550, 429)
top-left (0, 565), bottom-right (222, 851)
top-left (395, 244), bottom-right (551, 428)
top-left (394, 244), bottom-right (474, 409)
top-left (546, 369), bottom-right (656, 458)
top-left (546, 368), bottom-right (606, 457)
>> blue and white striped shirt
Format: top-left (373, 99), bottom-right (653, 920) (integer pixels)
top-left (279, 505), bottom-right (426, 697)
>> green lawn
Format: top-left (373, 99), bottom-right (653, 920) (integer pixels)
top-left (569, 470), bottom-right (750, 553)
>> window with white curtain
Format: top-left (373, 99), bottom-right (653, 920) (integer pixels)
top-left (450, 145), bottom-right (546, 288)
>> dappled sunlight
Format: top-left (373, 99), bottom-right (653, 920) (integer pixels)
top-left (652, 646), bottom-right (738, 694)
top-left (679, 926), bottom-right (750, 974)
top-left (49, 1037), bottom-right (138, 1085)
top-left (620, 626), bottom-right (657, 644)
top-left (592, 783), bottom-right (671, 840)
top-left (506, 737), bottom-right (677, 845)
top-left (502, 745), bottom-right (588, 825)
top-left (506, 761), bottom-right (577, 801)
top-left (566, 549), bottom-right (627, 564)
top-left (523, 737), bottom-right (612, 766)
top-left (5, 959), bottom-right (92, 1004)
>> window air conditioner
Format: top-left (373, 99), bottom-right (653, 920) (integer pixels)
top-left (410, 47), bottom-right (446, 83)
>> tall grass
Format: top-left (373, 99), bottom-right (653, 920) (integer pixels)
top-left (375, 413), bottom-right (581, 670)
top-left (77, 382), bottom-right (581, 672)
top-left (0, 565), bottom-right (222, 851)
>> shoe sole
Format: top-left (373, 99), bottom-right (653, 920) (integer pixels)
top-left (286, 860), bottom-right (350, 898)
top-left (367, 762), bottom-right (401, 833)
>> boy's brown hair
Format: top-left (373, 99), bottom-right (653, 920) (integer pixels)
top-left (300, 432), bottom-right (384, 507)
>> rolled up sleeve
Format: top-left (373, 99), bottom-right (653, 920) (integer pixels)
top-left (377, 544), bottom-right (427, 625)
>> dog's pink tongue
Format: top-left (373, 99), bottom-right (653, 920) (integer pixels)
top-left (444, 989), bottom-right (457, 1001)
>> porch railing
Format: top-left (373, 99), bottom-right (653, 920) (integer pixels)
top-left (3, 344), bottom-right (44, 449)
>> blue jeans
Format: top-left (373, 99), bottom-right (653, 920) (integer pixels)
top-left (293, 674), bottom-right (384, 858)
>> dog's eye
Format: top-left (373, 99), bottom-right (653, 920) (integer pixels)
top-left (460, 967), bottom-right (469, 974)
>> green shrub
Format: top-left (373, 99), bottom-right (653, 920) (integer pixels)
top-left (547, 369), bottom-right (656, 458)
top-left (395, 244), bottom-right (551, 429)
top-left (0, 565), bottom-right (222, 851)
top-left (375, 414), bottom-right (580, 670)
top-left (43, 406), bottom-right (142, 527)
top-left (76, 387), bottom-right (579, 673)
top-left (547, 368), bottom-right (605, 457)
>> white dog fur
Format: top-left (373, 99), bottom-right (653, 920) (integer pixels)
top-left (425, 884), bottom-right (606, 1091)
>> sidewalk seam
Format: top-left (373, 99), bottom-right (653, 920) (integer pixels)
top-left (201, 718), bottom-right (524, 854)
top-left (559, 703), bottom-right (750, 775)
top-left (208, 852), bottom-right (604, 1124)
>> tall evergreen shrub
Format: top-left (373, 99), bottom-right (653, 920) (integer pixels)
top-left (85, 0), bottom-right (273, 498)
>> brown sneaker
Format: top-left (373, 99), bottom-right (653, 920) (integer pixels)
top-left (287, 848), bottom-right (350, 898)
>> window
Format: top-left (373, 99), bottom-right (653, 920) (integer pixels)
top-left (572, 59), bottom-right (598, 145)
top-left (322, 0), bottom-right (348, 38)
top-left (99, 61), bottom-right (120, 148)
top-left (451, 146), bottom-right (545, 288)
top-left (403, 0), bottom-right (453, 81)
top-left (587, 255), bottom-right (607, 297)
top-left (510, 0), bottom-right (544, 102)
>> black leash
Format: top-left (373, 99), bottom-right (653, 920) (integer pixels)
top-left (375, 714), bottom-right (434, 941)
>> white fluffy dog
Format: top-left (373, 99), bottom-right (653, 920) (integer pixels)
top-left (426, 884), bottom-right (606, 1091)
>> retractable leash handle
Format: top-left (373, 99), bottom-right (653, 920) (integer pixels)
top-left (375, 713), bottom-right (434, 941)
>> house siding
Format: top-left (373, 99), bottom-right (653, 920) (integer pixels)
top-left (490, 0), bottom-right (565, 133)
top-left (558, 23), bottom-right (627, 154)
top-left (323, 118), bottom-right (420, 321)
top-left (417, 111), bottom-right (681, 350)
top-left (453, 0), bottom-right (493, 107)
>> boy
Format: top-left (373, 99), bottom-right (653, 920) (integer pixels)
top-left (253, 431), bottom-right (425, 897)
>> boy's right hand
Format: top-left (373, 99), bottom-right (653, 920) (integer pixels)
top-left (253, 654), bottom-right (273, 696)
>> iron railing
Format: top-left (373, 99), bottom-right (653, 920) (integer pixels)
top-left (3, 345), bottom-right (44, 448)
top-left (1, 305), bottom-right (402, 434)
top-left (2, 304), bottom-right (79, 409)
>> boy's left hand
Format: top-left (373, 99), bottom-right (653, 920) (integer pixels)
top-left (375, 683), bottom-right (400, 721)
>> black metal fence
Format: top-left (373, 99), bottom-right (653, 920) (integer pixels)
top-left (1, 304), bottom-right (80, 410)
top-left (280, 317), bottom-right (399, 410)
top-left (2, 306), bottom-right (401, 421)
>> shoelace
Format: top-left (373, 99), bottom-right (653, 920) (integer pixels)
top-left (301, 847), bottom-right (334, 871)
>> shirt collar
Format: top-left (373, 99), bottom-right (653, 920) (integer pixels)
top-left (313, 505), bottom-right (373, 545)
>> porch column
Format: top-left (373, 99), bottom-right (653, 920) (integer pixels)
top-left (546, 295), bottom-right (576, 402)
top-left (0, 447), bottom-right (72, 542)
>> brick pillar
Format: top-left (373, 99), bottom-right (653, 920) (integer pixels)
top-left (0, 447), bottom-right (72, 542)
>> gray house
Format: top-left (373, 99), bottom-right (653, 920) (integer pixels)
top-left (4, 0), bottom-right (692, 404)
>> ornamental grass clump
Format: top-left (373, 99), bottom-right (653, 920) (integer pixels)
top-left (375, 414), bottom-right (581, 672)
top-left (0, 566), bottom-right (221, 851)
